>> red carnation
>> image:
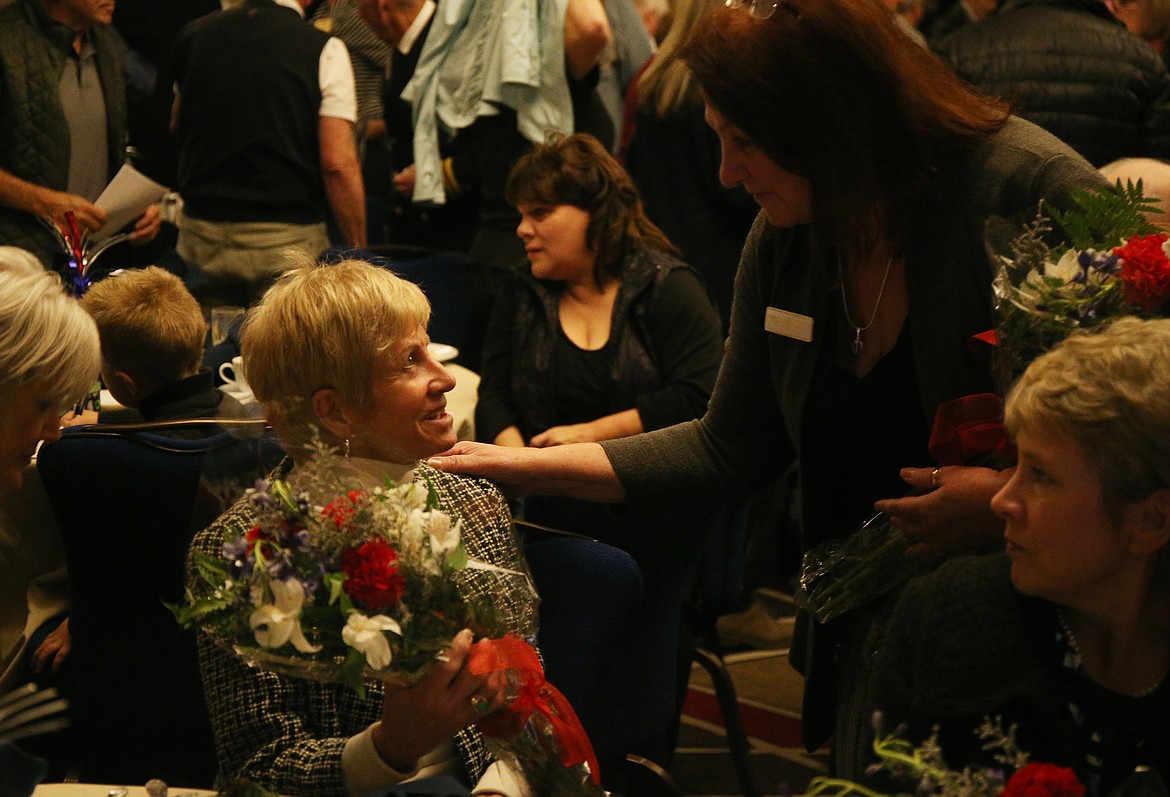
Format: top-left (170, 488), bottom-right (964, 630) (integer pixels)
top-left (1000, 763), bottom-right (1085, 797)
top-left (341, 538), bottom-right (406, 610)
top-left (1114, 234), bottom-right (1170, 309)
top-left (245, 524), bottom-right (277, 559)
top-left (322, 490), bottom-right (366, 529)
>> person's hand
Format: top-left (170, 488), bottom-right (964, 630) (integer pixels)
top-left (38, 190), bottom-right (106, 234)
top-left (427, 441), bottom-right (540, 497)
top-left (529, 423), bottom-right (595, 447)
top-left (371, 629), bottom-right (507, 771)
top-left (60, 408), bottom-right (98, 426)
top-left (874, 465), bottom-right (1008, 555)
top-left (129, 202), bottom-right (162, 246)
top-left (393, 164), bottom-right (416, 198)
top-left (31, 617), bottom-right (71, 674)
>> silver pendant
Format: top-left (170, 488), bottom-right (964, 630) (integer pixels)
top-left (851, 328), bottom-right (863, 354)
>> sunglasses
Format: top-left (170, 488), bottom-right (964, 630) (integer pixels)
top-left (724, 0), bottom-right (799, 20)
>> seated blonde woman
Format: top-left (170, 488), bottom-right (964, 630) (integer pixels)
top-left (188, 257), bottom-right (535, 797)
top-left (870, 317), bottom-right (1170, 794)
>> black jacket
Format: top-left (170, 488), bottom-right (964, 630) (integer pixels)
top-left (935, 0), bottom-right (1170, 166)
top-left (475, 245), bottom-right (723, 443)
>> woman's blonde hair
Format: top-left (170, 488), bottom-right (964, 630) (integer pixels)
top-left (0, 249), bottom-right (100, 411)
top-left (635, 0), bottom-right (716, 117)
top-left (240, 255), bottom-right (431, 454)
top-left (1005, 317), bottom-right (1170, 519)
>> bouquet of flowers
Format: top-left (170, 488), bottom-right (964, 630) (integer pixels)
top-left (807, 716), bottom-right (1085, 797)
top-left (175, 443), bottom-right (605, 796)
top-left (987, 179), bottom-right (1170, 385)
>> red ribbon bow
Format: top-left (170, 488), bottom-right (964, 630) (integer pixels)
top-left (927, 393), bottom-right (1016, 466)
top-left (467, 634), bottom-right (602, 786)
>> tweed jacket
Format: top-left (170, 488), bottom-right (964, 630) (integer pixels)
top-left (0, 0), bottom-right (127, 265)
top-left (189, 463), bottom-right (532, 796)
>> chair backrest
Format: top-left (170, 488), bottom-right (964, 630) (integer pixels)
top-left (522, 535), bottom-right (643, 788)
top-left (35, 421), bottom-right (283, 786)
top-left (321, 246), bottom-right (471, 352)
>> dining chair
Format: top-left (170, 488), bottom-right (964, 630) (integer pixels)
top-left (518, 522), bottom-right (682, 796)
top-left (35, 420), bottom-right (282, 787)
top-left (321, 246), bottom-right (471, 355)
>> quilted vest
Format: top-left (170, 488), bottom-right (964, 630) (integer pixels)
top-left (0, 0), bottom-right (127, 267)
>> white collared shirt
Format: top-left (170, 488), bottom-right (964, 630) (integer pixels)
top-left (398, 0), bottom-right (436, 55)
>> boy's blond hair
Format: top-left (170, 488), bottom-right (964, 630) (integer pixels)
top-left (81, 267), bottom-right (207, 387)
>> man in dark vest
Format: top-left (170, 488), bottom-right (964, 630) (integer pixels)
top-left (172, 0), bottom-right (366, 304)
top-left (0, 0), bottom-right (161, 269)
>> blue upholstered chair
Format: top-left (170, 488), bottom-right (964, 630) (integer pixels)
top-left (320, 246), bottom-right (471, 355)
top-left (35, 420), bottom-right (282, 786)
top-left (520, 525), bottom-right (683, 796)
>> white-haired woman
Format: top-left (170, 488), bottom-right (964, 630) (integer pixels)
top-left (0, 247), bottom-right (98, 783)
top-left (870, 317), bottom-right (1170, 794)
top-left (0, 247), bottom-right (99, 492)
top-left (188, 257), bottom-right (535, 797)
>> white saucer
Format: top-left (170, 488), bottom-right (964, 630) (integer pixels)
top-left (428, 342), bottom-right (459, 362)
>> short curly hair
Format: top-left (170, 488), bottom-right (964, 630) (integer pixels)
top-left (0, 248), bottom-right (99, 412)
top-left (1005, 316), bottom-right (1170, 519)
top-left (241, 255), bottom-right (431, 456)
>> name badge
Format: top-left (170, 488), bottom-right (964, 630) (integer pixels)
top-left (764, 307), bottom-right (814, 342)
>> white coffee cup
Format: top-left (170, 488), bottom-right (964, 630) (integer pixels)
top-left (219, 355), bottom-right (245, 386)
top-left (218, 356), bottom-right (257, 408)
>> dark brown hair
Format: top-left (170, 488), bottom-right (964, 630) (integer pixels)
top-left (506, 133), bottom-right (679, 286)
top-left (681, 0), bottom-right (1010, 266)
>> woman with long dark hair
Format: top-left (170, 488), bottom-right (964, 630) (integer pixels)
top-left (431, 0), bottom-right (1106, 767)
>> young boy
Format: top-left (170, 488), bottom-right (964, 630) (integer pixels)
top-left (79, 266), bottom-right (249, 423)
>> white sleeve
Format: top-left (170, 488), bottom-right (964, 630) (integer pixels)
top-left (319, 36), bottom-right (358, 122)
top-left (341, 726), bottom-right (414, 796)
top-left (473, 759), bottom-right (535, 797)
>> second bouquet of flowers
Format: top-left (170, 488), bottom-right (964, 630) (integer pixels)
top-left (987, 179), bottom-right (1170, 385)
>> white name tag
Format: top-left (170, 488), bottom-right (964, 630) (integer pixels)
top-left (764, 306), bottom-right (814, 342)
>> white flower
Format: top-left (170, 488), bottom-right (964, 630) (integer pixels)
top-left (1044, 249), bottom-right (1083, 282)
top-left (342, 612), bottom-right (402, 670)
top-left (249, 578), bottom-right (322, 654)
top-left (428, 513), bottom-right (461, 560)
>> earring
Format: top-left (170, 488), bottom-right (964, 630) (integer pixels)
top-left (343, 437), bottom-right (351, 458)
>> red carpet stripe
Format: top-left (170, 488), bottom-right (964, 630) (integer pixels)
top-left (682, 688), bottom-right (805, 748)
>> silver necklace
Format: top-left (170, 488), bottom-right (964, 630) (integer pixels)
top-left (1056, 607), bottom-right (1166, 698)
top-left (839, 254), bottom-right (894, 355)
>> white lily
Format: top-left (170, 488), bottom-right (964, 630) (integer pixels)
top-left (428, 513), bottom-right (461, 560)
top-left (249, 578), bottom-right (322, 654)
top-left (342, 612), bottom-right (402, 670)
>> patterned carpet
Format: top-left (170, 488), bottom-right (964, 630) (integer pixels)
top-left (666, 591), bottom-right (830, 797)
